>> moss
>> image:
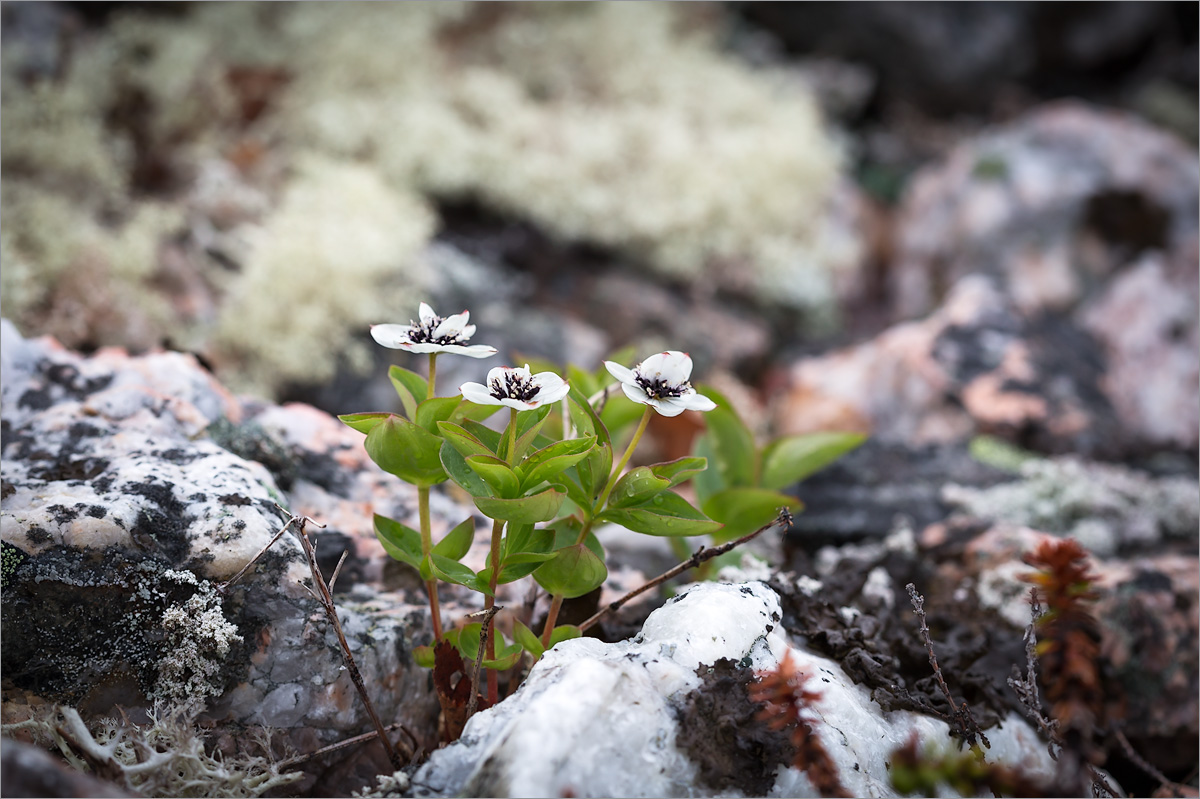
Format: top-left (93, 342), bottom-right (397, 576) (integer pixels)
top-left (1, 541), bottom-right (29, 590)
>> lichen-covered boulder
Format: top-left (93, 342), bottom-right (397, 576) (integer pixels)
top-left (0, 319), bottom-right (446, 792)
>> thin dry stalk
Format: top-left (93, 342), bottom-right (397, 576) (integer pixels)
top-left (465, 606), bottom-right (500, 721)
top-left (905, 583), bottom-right (990, 751)
top-left (578, 508), bottom-right (793, 633)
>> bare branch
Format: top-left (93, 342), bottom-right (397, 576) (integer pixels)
top-left (217, 515), bottom-right (298, 594)
top-left (466, 606), bottom-right (501, 721)
top-left (578, 508), bottom-right (793, 633)
top-left (328, 550), bottom-right (349, 595)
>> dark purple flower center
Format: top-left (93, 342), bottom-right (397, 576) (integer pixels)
top-left (490, 371), bottom-right (539, 402)
top-left (407, 315), bottom-right (467, 345)
top-left (635, 371), bottom-right (689, 400)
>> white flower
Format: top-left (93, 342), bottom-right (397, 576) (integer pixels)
top-left (460, 365), bottom-right (570, 411)
top-left (604, 351), bottom-right (716, 417)
top-left (371, 302), bottom-right (497, 358)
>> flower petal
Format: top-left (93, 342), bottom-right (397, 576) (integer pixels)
top-left (648, 397), bottom-right (687, 417)
top-left (460, 324), bottom-right (477, 340)
top-left (501, 397), bottom-right (539, 411)
top-left (405, 342), bottom-right (443, 354)
top-left (531, 372), bottom-right (570, 404)
top-left (441, 344), bottom-right (498, 358)
top-left (638, 350), bottom-right (692, 384)
top-left (676, 390), bottom-right (717, 413)
top-left (418, 303), bottom-right (437, 325)
top-left (433, 311), bottom-right (470, 339)
top-left (605, 361), bottom-right (637, 385)
top-left (620, 381), bottom-right (652, 406)
top-left (460, 381), bottom-right (501, 406)
top-left (370, 324), bottom-right (415, 349)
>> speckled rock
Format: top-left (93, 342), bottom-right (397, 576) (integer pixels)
top-left (0, 320), bottom-right (450, 791)
top-left (891, 101), bottom-right (1199, 321)
top-left (775, 276), bottom-right (1138, 457)
top-left (407, 581), bottom-right (1056, 799)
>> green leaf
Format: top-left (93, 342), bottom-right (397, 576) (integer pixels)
top-left (648, 456), bottom-right (708, 488)
top-left (426, 554), bottom-right (488, 595)
top-left (696, 384), bottom-right (756, 490)
top-left (365, 416), bottom-right (447, 487)
top-left (374, 514), bottom-right (422, 568)
top-left (760, 432), bottom-right (866, 491)
top-left (388, 365), bottom-right (428, 419)
top-left (512, 619), bottom-right (545, 659)
top-left (547, 624), bottom-right (582, 648)
top-left (568, 388), bottom-right (612, 499)
top-left (432, 517), bottom-right (475, 561)
top-left (533, 543), bottom-right (608, 599)
top-left (701, 487), bottom-right (801, 544)
top-left (502, 405), bottom-right (555, 463)
top-left (339, 412), bottom-right (393, 435)
top-left (415, 395), bottom-right (462, 435)
top-left (439, 441), bottom-right (491, 497)
top-left (599, 491), bottom-right (723, 537)
top-left (566, 364), bottom-right (599, 399)
top-left (449, 401), bottom-right (504, 425)
top-left (413, 645), bottom-right (435, 668)
top-left (690, 434), bottom-right (723, 505)
top-left (606, 466), bottom-right (671, 509)
top-left (437, 422), bottom-right (497, 460)
top-left (466, 455), bottom-right (522, 499)
top-left (503, 523), bottom-right (554, 558)
top-left (462, 420), bottom-right (503, 453)
top-left (455, 623), bottom-right (521, 668)
top-left (518, 436), bottom-right (597, 493)
top-left (598, 394), bottom-right (645, 439)
top-left (550, 472), bottom-right (595, 516)
top-left (473, 486), bottom-right (565, 524)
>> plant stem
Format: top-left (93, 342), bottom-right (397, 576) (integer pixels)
top-left (506, 406), bottom-right (518, 463)
top-left (591, 405), bottom-right (653, 517)
top-left (418, 485), bottom-right (443, 641)
top-left (427, 353), bottom-right (437, 399)
top-left (484, 517), bottom-right (504, 704)
top-left (543, 406), bottom-right (654, 648)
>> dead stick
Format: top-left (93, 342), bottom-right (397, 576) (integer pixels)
top-left (578, 508), bottom-right (793, 633)
top-left (276, 723), bottom-right (408, 770)
top-left (217, 514), bottom-right (298, 594)
top-left (292, 512), bottom-right (406, 769)
top-left (465, 606), bottom-right (500, 720)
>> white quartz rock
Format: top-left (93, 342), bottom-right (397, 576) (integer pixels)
top-left (412, 581), bottom-right (1057, 799)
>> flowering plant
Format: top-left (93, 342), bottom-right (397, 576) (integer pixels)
top-left (341, 304), bottom-right (864, 708)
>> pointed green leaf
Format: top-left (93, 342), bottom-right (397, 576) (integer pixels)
top-left (374, 514), bottom-right (422, 568)
top-left (439, 441), bottom-right (491, 498)
top-left (566, 364), bottom-right (599, 400)
top-left (413, 645), bottom-right (435, 668)
top-left (648, 456), bottom-right (708, 488)
top-left (547, 624), bottom-right (582, 648)
top-left (365, 415), bottom-right (447, 487)
top-left (427, 553), bottom-right (489, 595)
top-left (533, 543), bottom-right (608, 599)
top-left (415, 395), bottom-right (462, 435)
top-left (598, 394), bottom-right (645, 439)
top-left (607, 466), bottom-right (671, 510)
top-left (548, 518), bottom-right (605, 560)
top-left (503, 523), bottom-right (554, 558)
top-left (690, 434), bottom-right (723, 505)
top-left (518, 436), bottom-right (597, 493)
top-left (512, 619), bottom-right (545, 659)
top-left (701, 487), bottom-right (802, 544)
top-left (550, 473), bottom-right (593, 517)
top-left (567, 387), bottom-right (612, 498)
top-left (388, 365), bottom-right (428, 419)
top-left (466, 454), bottom-right (521, 499)
top-left (473, 486), bottom-right (565, 524)
top-left (449, 401), bottom-right (504, 425)
top-left (696, 384), bottom-right (756, 489)
top-left (432, 517), bottom-right (476, 561)
top-left (339, 412), bottom-right (394, 435)
top-left (599, 491), bottom-right (723, 537)
top-left (463, 420), bottom-right (503, 453)
top-left (502, 405), bottom-right (555, 462)
top-left (760, 432), bottom-right (866, 491)
top-left (437, 421), bottom-right (497, 460)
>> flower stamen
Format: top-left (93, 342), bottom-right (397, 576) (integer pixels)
top-left (489, 371), bottom-right (540, 402)
top-left (408, 315), bottom-right (466, 346)
top-left (635, 372), bottom-right (689, 400)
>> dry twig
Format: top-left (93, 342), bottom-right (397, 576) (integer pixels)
top-left (578, 508), bottom-right (793, 633)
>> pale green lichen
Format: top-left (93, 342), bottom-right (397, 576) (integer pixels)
top-left (151, 570), bottom-right (244, 719)
top-left (944, 456), bottom-right (1200, 557)
top-left (3, 2), bottom-right (852, 397)
top-left (3, 705), bottom-right (301, 798)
